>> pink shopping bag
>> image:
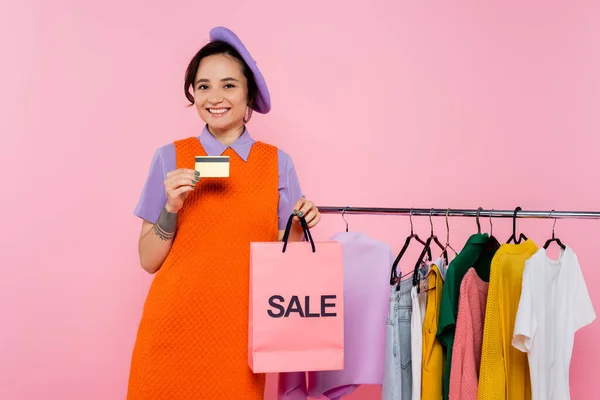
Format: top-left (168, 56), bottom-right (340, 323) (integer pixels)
top-left (248, 214), bottom-right (344, 373)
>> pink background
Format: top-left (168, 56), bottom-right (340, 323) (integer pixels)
top-left (2, 0), bottom-right (599, 398)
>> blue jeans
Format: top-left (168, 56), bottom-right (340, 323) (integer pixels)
top-left (382, 278), bottom-right (413, 400)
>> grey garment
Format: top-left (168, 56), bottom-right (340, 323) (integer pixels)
top-left (382, 277), bottom-right (413, 400)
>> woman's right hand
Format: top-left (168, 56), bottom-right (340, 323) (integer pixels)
top-left (164, 168), bottom-right (199, 213)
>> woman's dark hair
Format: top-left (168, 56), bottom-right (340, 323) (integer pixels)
top-left (184, 40), bottom-right (258, 109)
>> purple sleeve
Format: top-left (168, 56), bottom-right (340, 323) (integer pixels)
top-left (278, 149), bottom-right (304, 230)
top-left (133, 144), bottom-right (176, 224)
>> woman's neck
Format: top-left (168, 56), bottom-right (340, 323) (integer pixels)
top-left (207, 124), bottom-right (245, 147)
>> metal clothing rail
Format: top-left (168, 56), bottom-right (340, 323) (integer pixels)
top-left (316, 206), bottom-right (600, 219)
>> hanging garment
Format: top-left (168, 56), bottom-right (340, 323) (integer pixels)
top-left (410, 277), bottom-right (427, 400)
top-left (437, 233), bottom-right (498, 400)
top-left (477, 239), bottom-right (538, 400)
top-left (279, 231), bottom-right (393, 400)
top-left (307, 232), bottom-right (393, 399)
top-left (277, 373), bottom-right (307, 400)
top-left (439, 257), bottom-right (449, 281)
top-left (127, 138), bottom-right (280, 399)
top-left (512, 246), bottom-right (596, 400)
top-left (382, 277), bottom-right (414, 400)
top-left (449, 267), bottom-right (489, 400)
top-left (421, 261), bottom-right (445, 400)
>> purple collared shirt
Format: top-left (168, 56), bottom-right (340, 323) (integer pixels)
top-left (133, 125), bottom-right (303, 230)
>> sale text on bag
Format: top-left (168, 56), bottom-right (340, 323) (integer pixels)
top-left (267, 295), bottom-right (337, 318)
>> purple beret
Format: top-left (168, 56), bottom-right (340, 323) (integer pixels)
top-left (209, 26), bottom-right (271, 114)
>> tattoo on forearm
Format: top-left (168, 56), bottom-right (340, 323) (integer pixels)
top-left (153, 207), bottom-right (177, 241)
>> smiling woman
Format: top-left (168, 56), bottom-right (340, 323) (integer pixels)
top-left (126, 27), bottom-right (321, 399)
top-left (184, 40), bottom-right (259, 135)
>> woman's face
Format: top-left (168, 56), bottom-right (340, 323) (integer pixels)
top-left (194, 54), bottom-right (249, 132)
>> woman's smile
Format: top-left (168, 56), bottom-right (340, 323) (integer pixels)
top-left (207, 107), bottom-right (231, 117)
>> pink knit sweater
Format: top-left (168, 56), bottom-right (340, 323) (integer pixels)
top-left (449, 268), bottom-right (489, 400)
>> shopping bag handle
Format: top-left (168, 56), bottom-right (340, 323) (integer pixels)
top-left (281, 213), bottom-right (316, 253)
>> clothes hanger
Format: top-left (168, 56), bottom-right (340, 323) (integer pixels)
top-left (341, 206), bottom-right (349, 232)
top-left (412, 209), bottom-right (448, 290)
top-left (438, 208), bottom-right (458, 260)
top-left (506, 206), bottom-right (528, 244)
top-left (470, 207), bottom-right (500, 282)
top-left (485, 208), bottom-right (501, 248)
top-left (426, 208), bottom-right (449, 265)
top-left (543, 210), bottom-right (566, 250)
top-left (390, 209), bottom-right (431, 286)
top-left (486, 208), bottom-right (500, 247)
top-left (420, 209), bottom-right (453, 292)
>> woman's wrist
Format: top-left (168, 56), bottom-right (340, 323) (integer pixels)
top-left (153, 206), bottom-right (178, 241)
top-left (164, 203), bottom-right (179, 213)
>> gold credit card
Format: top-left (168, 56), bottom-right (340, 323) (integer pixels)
top-left (194, 156), bottom-right (230, 177)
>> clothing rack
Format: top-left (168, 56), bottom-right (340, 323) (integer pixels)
top-left (316, 206), bottom-right (600, 219)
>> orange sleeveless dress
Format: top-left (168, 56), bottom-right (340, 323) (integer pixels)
top-left (127, 137), bottom-right (280, 399)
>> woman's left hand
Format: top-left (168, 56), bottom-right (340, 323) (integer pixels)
top-left (292, 197), bottom-right (321, 229)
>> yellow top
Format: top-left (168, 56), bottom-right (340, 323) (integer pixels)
top-left (477, 240), bottom-right (538, 400)
top-left (422, 263), bottom-right (445, 399)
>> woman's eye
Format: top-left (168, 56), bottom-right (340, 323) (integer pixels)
top-left (224, 84), bottom-right (235, 89)
top-left (197, 85), bottom-right (209, 90)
